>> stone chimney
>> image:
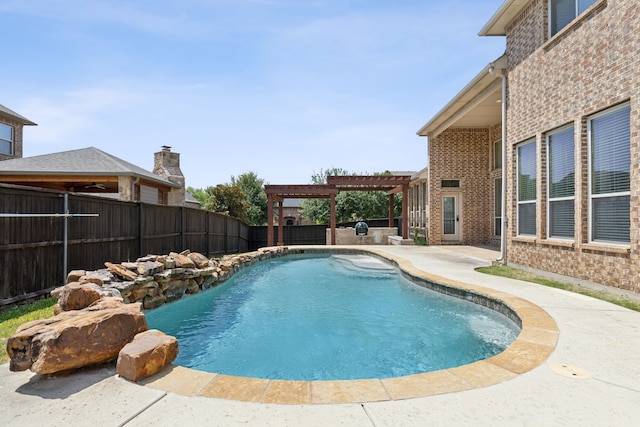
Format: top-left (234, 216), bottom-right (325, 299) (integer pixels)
top-left (153, 146), bottom-right (185, 206)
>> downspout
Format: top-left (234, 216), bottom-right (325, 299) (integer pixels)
top-left (489, 61), bottom-right (507, 264)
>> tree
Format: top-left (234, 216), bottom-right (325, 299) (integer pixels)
top-left (203, 184), bottom-right (249, 223)
top-left (187, 172), bottom-right (268, 225)
top-left (300, 168), bottom-right (403, 224)
top-left (230, 172), bottom-right (268, 226)
top-left (186, 186), bottom-right (210, 207)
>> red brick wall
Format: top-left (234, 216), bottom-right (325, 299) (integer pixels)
top-left (504, 0), bottom-right (640, 291)
top-left (428, 127), bottom-right (499, 245)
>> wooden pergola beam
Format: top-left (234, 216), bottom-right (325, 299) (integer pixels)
top-left (264, 176), bottom-right (412, 246)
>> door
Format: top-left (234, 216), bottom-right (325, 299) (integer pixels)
top-left (442, 194), bottom-right (460, 241)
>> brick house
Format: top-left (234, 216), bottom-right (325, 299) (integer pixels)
top-left (0, 104), bottom-right (36, 161)
top-left (417, 0), bottom-right (639, 292)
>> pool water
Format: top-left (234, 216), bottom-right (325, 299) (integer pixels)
top-left (145, 254), bottom-right (519, 381)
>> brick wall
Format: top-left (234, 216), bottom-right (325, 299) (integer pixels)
top-left (428, 127), bottom-right (499, 246)
top-left (504, 0), bottom-right (640, 291)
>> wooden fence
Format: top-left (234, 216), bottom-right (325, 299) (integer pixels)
top-left (0, 185), bottom-right (249, 305)
top-left (1, 184), bottom-right (402, 305)
top-left (249, 218), bottom-right (401, 251)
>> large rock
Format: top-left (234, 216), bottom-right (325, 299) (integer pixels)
top-left (105, 262), bottom-right (138, 281)
top-left (6, 300), bottom-right (148, 374)
top-left (51, 282), bottom-right (102, 311)
top-left (187, 252), bottom-right (210, 268)
top-left (116, 329), bottom-right (178, 382)
top-left (169, 252), bottom-right (196, 269)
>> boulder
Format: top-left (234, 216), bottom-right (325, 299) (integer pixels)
top-left (187, 252), bottom-right (210, 268)
top-left (116, 329), bottom-right (178, 382)
top-left (66, 270), bottom-right (86, 284)
top-left (51, 282), bottom-right (102, 311)
top-left (6, 301), bottom-right (147, 374)
top-left (136, 261), bottom-right (164, 276)
top-left (169, 252), bottom-right (196, 269)
top-left (105, 262), bottom-right (138, 281)
top-left (79, 275), bottom-right (104, 286)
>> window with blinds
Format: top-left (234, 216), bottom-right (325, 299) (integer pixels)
top-left (589, 103), bottom-right (631, 243)
top-left (549, 0), bottom-right (597, 37)
top-left (517, 140), bottom-right (536, 236)
top-left (494, 139), bottom-right (502, 169)
top-left (547, 125), bottom-right (575, 239)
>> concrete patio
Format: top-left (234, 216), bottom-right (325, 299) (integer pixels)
top-left (2, 245), bottom-right (639, 426)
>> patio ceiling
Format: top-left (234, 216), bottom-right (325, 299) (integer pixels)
top-left (417, 56), bottom-right (505, 139)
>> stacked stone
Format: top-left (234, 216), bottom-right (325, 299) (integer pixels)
top-left (64, 247), bottom-right (288, 311)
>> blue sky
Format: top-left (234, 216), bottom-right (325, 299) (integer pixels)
top-left (2, 0), bottom-right (505, 189)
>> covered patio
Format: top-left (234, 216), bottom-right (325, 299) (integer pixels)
top-left (264, 175), bottom-right (411, 246)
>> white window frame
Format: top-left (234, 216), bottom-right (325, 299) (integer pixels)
top-left (494, 178), bottom-right (502, 236)
top-left (587, 102), bottom-right (631, 245)
top-left (0, 123), bottom-right (14, 156)
top-left (493, 138), bottom-right (502, 170)
top-left (517, 139), bottom-right (537, 237)
top-left (546, 124), bottom-right (575, 240)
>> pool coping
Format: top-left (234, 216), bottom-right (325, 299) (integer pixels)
top-left (140, 246), bottom-right (558, 405)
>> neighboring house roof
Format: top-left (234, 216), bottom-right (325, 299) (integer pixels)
top-left (417, 55), bottom-right (506, 138)
top-left (479, 0), bottom-right (531, 36)
top-left (411, 166), bottom-right (429, 181)
top-left (185, 191), bottom-right (200, 206)
top-left (0, 104), bottom-right (37, 125)
top-left (0, 146), bottom-right (179, 188)
top-left (282, 198), bottom-right (301, 208)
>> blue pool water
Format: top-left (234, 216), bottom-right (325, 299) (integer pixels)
top-left (145, 253), bottom-right (519, 381)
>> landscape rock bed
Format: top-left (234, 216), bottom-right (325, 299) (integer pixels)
top-left (6, 247), bottom-right (288, 378)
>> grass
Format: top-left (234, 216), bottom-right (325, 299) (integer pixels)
top-left (476, 265), bottom-right (640, 312)
top-left (0, 298), bottom-right (57, 365)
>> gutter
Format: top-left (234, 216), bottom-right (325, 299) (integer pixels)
top-left (489, 57), bottom-right (508, 264)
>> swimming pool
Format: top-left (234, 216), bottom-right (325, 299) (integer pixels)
top-left (146, 253), bottom-right (520, 381)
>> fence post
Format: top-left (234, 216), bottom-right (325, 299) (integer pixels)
top-left (62, 194), bottom-right (69, 285)
top-left (137, 202), bottom-right (143, 258)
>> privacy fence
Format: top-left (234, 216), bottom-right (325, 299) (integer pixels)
top-left (1, 184), bottom-right (401, 306)
top-left (0, 185), bottom-right (249, 305)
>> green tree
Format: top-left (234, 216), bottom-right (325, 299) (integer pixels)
top-left (300, 168), bottom-right (402, 224)
top-left (203, 184), bottom-right (249, 223)
top-left (230, 172), bottom-right (268, 226)
top-left (186, 186), bottom-right (210, 207)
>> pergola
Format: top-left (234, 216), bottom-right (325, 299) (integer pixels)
top-left (264, 175), bottom-right (411, 246)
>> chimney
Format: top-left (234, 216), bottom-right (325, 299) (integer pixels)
top-left (153, 146), bottom-right (185, 206)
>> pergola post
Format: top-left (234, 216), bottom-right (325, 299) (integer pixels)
top-left (278, 201), bottom-right (284, 246)
top-left (402, 183), bottom-right (409, 239)
top-left (267, 193), bottom-right (274, 247)
top-left (388, 193), bottom-right (395, 228)
top-left (330, 193), bottom-right (336, 245)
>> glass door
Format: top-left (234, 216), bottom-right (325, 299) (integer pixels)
top-left (442, 194), bottom-right (460, 241)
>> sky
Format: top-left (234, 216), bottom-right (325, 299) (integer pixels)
top-left (1, 0), bottom-right (506, 189)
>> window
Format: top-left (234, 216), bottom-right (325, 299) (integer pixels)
top-left (547, 125), bottom-right (575, 239)
top-left (494, 178), bottom-right (502, 236)
top-left (549, 0), bottom-right (597, 37)
top-left (494, 139), bottom-right (502, 169)
top-left (517, 140), bottom-right (536, 236)
top-left (0, 123), bottom-right (13, 155)
top-left (441, 180), bottom-right (460, 188)
top-left (422, 182), bottom-right (427, 227)
top-left (589, 103), bottom-right (631, 243)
